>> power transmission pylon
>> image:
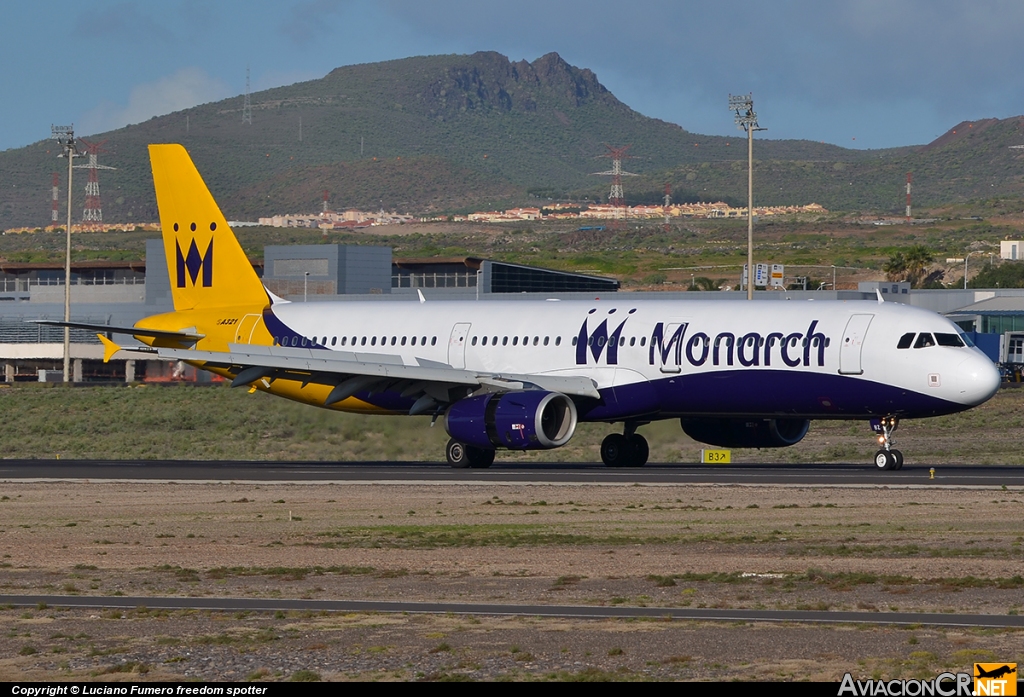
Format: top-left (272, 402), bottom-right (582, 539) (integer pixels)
top-left (593, 144), bottom-right (638, 219)
top-left (74, 139), bottom-right (115, 222)
top-left (242, 66), bottom-right (252, 125)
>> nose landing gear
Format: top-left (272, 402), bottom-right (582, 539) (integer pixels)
top-left (872, 416), bottom-right (903, 471)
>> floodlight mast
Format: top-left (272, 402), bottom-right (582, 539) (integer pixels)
top-left (51, 125), bottom-right (79, 383)
top-left (728, 94), bottom-right (766, 300)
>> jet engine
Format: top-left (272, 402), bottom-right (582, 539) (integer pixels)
top-left (445, 391), bottom-right (578, 450)
top-left (680, 417), bottom-right (810, 448)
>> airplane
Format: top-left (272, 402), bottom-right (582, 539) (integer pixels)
top-left (41, 144), bottom-right (1002, 470)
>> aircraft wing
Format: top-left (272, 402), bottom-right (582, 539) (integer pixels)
top-left (140, 343), bottom-right (601, 412)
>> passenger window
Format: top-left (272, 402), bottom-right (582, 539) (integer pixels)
top-left (431, 337), bottom-right (437, 346)
top-left (422, 336), bottom-right (427, 345)
top-left (371, 336), bottom-right (377, 346)
top-left (512, 336), bottom-right (519, 346)
top-left (571, 337), bottom-right (577, 346)
top-left (471, 336), bottom-right (477, 346)
top-left (331, 336), bottom-right (337, 346)
top-left (914, 333), bottom-right (936, 348)
top-left (533, 337), bottom-right (539, 346)
top-left (401, 336), bottom-right (407, 346)
top-left (492, 336), bottom-right (497, 345)
top-left (555, 337), bottom-right (561, 346)
top-left (502, 337), bottom-right (508, 346)
top-left (543, 337), bottom-right (549, 346)
top-left (897, 333), bottom-right (915, 349)
top-left (630, 337), bottom-right (636, 346)
top-left (640, 337), bottom-right (646, 347)
top-left (935, 333), bottom-right (964, 347)
top-left (411, 336), bottom-right (417, 346)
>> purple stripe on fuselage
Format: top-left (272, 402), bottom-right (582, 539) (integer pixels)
top-left (577, 370), bottom-right (965, 422)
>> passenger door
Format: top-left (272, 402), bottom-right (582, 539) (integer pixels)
top-left (448, 322), bottom-right (472, 369)
top-left (839, 314), bottom-right (873, 375)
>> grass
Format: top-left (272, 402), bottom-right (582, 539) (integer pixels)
top-left (3, 382), bottom-right (1024, 464)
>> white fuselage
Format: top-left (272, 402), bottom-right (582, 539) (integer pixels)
top-left (265, 297), bottom-right (1000, 421)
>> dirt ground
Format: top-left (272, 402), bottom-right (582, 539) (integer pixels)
top-left (1, 480), bottom-right (1022, 682)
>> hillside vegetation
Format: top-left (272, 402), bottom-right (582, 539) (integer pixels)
top-left (2, 52), bottom-right (1024, 228)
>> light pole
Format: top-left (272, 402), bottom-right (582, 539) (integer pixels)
top-left (729, 94), bottom-right (766, 301)
top-left (964, 251), bottom-right (984, 290)
top-left (832, 265), bottom-right (836, 291)
top-left (304, 271), bottom-right (310, 302)
top-left (51, 125), bottom-right (79, 383)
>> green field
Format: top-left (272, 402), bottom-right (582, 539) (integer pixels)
top-left (2, 206), bottom-right (1020, 290)
top-left (2, 382), bottom-right (1022, 465)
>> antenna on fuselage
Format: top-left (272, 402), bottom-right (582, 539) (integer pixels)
top-left (875, 289), bottom-right (885, 304)
top-left (417, 289), bottom-right (426, 304)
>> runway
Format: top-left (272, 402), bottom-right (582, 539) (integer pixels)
top-left (3, 594), bottom-right (1024, 629)
top-left (1, 459), bottom-right (1024, 486)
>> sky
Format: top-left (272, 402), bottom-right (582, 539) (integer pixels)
top-left (3, 0), bottom-right (1023, 153)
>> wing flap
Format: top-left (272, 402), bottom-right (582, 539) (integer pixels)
top-left (153, 345), bottom-right (601, 399)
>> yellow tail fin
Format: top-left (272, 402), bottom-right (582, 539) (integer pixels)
top-left (149, 144), bottom-right (268, 312)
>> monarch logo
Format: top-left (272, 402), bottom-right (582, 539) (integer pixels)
top-left (576, 315), bottom-right (628, 365)
top-left (975, 664), bottom-right (1017, 696)
top-left (176, 238), bottom-right (213, 288)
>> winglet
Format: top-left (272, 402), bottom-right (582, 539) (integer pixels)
top-left (98, 334), bottom-right (121, 363)
top-left (875, 289), bottom-right (884, 304)
top-left (417, 289), bottom-right (426, 304)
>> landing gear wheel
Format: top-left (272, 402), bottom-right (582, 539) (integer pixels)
top-left (446, 439), bottom-right (471, 468)
top-left (601, 433), bottom-right (630, 467)
top-left (890, 449), bottom-right (904, 471)
top-left (874, 449), bottom-right (896, 470)
top-left (467, 446), bottom-right (495, 469)
top-left (626, 434), bottom-right (649, 467)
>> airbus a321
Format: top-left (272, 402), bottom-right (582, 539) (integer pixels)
top-left (46, 145), bottom-right (1002, 470)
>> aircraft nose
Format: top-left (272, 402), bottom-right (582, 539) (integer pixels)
top-left (957, 352), bottom-right (1001, 405)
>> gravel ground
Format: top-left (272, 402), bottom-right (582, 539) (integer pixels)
top-left (1, 480), bottom-right (1022, 681)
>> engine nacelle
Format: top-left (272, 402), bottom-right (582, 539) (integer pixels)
top-left (680, 417), bottom-right (810, 448)
top-left (445, 391), bottom-right (578, 450)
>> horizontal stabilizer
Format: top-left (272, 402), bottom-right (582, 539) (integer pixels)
top-left (32, 320), bottom-right (203, 342)
top-left (97, 334), bottom-right (121, 363)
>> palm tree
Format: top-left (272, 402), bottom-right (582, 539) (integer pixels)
top-left (883, 252), bottom-right (907, 282)
top-left (903, 245), bottom-right (933, 287)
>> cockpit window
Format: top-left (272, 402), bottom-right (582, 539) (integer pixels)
top-left (913, 333), bottom-right (936, 349)
top-left (935, 333), bottom-right (965, 347)
top-left (958, 331), bottom-right (975, 348)
top-left (897, 333), bottom-right (915, 349)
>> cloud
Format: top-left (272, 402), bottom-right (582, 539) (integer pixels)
top-left (73, 1), bottom-right (173, 44)
top-left (281, 0), bottom-right (350, 45)
top-left (79, 67), bottom-right (231, 136)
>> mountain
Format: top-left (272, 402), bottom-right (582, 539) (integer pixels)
top-left (1, 51), bottom-right (1021, 228)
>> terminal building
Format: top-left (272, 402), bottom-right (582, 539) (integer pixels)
top-left (1, 241), bottom-right (1021, 382)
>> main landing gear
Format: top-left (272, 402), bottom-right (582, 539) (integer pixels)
top-left (446, 438), bottom-right (495, 469)
top-left (600, 421), bottom-right (650, 468)
top-left (873, 416), bottom-right (904, 471)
